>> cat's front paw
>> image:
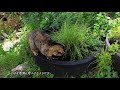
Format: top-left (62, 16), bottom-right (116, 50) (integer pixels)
top-left (33, 52), bottom-right (38, 56)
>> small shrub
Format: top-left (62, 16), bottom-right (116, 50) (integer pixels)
top-left (107, 26), bottom-right (120, 55)
top-left (109, 26), bottom-right (120, 40)
top-left (95, 50), bottom-right (118, 78)
top-left (108, 43), bottom-right (120, 54)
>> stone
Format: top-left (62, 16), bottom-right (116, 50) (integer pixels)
top-left (11, 62), bottom-right (28, 72)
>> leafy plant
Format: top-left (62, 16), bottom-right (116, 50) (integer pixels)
top-left (108, 43), bottom-right (120, 54)
top-left (21, 12), bottom-right (98, 31)
top-left (109, 26), bottom-right (120, 40)
top-left (107, 26), bottom-right (120, 55)
top-left (93, 12), bottom-right (112, 39)
top-left (96, 50), bottom-right (118, 78)
top-left (81, 49), bottom-right (119, 78)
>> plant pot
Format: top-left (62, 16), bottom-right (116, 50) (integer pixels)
top-left (34, 52), bottom-right (97, 78)
top-left (105, 36), bottom-right (120, 72)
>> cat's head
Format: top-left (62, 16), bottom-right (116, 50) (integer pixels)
top-left (47, 43), bottom-right (65, 60)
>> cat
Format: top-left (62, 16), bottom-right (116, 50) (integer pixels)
top-left (28, 29), bottom-right (65, 60)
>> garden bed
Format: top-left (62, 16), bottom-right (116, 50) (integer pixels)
top-left (2, 12), bottom-right (118, 78)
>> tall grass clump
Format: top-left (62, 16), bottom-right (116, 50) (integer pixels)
top-left (52, 21), bottom-right (100, 60)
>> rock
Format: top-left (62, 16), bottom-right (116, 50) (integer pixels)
top-left (11, 62), bottom-right (28, 72)
top-left (2, 41), bottom-right (13, 51)
top-left (0, 35), bottom-right (4, 41)
top-left (1, 32), bottom-right (8, 38)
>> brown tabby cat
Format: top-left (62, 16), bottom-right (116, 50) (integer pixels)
top-left (28, 30), bottom-right (65, 60)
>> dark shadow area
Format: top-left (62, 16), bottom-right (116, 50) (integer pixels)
top-left (112, 54), bottom-right (120, 72)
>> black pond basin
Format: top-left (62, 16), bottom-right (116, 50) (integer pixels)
top-left (34, 52), bottom-right (97, 78)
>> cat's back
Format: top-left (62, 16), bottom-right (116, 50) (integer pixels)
top-left (33, 30), bottom-right (51, 42)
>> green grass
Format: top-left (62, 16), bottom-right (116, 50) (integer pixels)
top-left (52, 21), bottom-right (100, 60)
